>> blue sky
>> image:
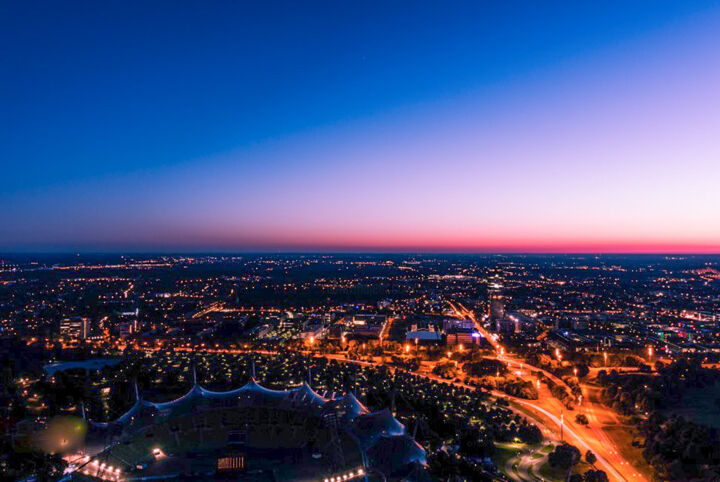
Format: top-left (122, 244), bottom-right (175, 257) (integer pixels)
top-left (2, 1), bottom-right (719, 251)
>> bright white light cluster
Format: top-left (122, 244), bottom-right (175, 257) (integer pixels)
top-left (323, 467), bottom-right (364, 482)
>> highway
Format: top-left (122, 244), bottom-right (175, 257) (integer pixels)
top-left (447, 300), bottom-right (647, 482)
top-left (325, 350), bottom-right (641, 481)
top-left (449, 301), bottom-right (574, 395)
top-left (503, 390), bottom-right (631, 481)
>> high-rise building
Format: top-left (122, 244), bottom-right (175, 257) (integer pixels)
top-left (490, 294), bottom-right (505, 322)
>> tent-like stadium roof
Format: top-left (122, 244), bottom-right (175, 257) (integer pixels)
top-left (82, 378), bottom-right (426, 479)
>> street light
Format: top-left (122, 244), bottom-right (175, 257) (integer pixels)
top-left (573, 367), bottom-right (578, 377)
top-left (603, 351), bottom-right (608, 366)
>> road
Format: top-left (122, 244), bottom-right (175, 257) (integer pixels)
top-left (448, 300), bottom-right (501, 351)
top-left (499, 442), bottom-right (550, 482)
top-left (326, 351), bottom-right (641, 482)
top-left (447, 300), bottom-right (647, 481)
top-left (449, 301), bottom-right (575, 396)
top-left (504, 390), bottom-right (636, 481)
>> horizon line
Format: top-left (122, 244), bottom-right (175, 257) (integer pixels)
top-left (2, 250), bottom-right (720, 257)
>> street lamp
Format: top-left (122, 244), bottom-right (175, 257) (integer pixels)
top-left (573, 367), bottom-right (578, 377)
top-left (405, 344), bottom-right (411, 353)
top-left (603, 351), bottom-right (608, 366)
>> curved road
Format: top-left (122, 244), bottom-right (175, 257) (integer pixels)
top-left (447, 301), bottom-right (645, 481)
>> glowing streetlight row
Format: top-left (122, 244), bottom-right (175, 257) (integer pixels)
top-left (323, 467), bottom-right (364, 482)
top-left (79, 457), bottom-right (122, 481)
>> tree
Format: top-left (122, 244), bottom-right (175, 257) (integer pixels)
top-left (548, 443), bottom-right (581, 470)
top-left (586, 450), bottom-right (597, 466)
top-left (518, 423), bottom-right (542, 445)
top-left (464, 359), bottom-right (507, 377)
top-left (459, 426), bottom-right (495, 458)
top-left (432, 362), bottom-right (458, 379)
top-left (575, 414), bottom-right (589, 426)
top-left (667, 459), bottom-right (685, 481)
top-left (584, 469), bottom-right (609, 482)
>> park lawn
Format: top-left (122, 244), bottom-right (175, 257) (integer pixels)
top-left (492, 444), bottom-right (519, 477)
top-left (602, 424), bottom-right (655, 480)
top-left (538, 460), bottom-right (568, 481)
top-left (538, 461), bottom-right (592, 482)
top-left (540, 443), bottom-right (556, 454)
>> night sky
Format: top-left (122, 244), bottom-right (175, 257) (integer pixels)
top-left (2, 1), bottom-right (719, 252)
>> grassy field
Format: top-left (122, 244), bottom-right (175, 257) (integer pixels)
top-left (492, 444), bottom-right (519, 477)
top-left (538, 461), bottom-right (568, 481)
top-left (602, 424), bottom-right (655, 479)
top-left (540, 443), bottom-right (555, 454)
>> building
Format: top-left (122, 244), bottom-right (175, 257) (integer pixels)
top-left (300, 322), bottom-right (326, 340)
top-left (345, 314), bottom-right (386, 340)
top-left (489, 294), bottom-right (505, 322)
top-left (72, 377), bottom-right (426, 481)
top-left (445, 328), bottom-right (475, 347)
top-left (59, 317), bottom-right (89, 341)
top-left (406, 327), bottom-right (443, 344)
top-left (116, 319), bottom-right (140, 338)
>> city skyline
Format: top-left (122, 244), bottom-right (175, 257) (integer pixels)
top-left (3, 2), bottom-right (720, 253)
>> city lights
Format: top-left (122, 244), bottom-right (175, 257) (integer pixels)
top-left (5, 0), bottom-right (718, 475)
top-left (3, 253), bottom-right (713, 482)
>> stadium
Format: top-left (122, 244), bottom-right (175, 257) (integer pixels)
top-left (65, 370), bottom-right (426, 481)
